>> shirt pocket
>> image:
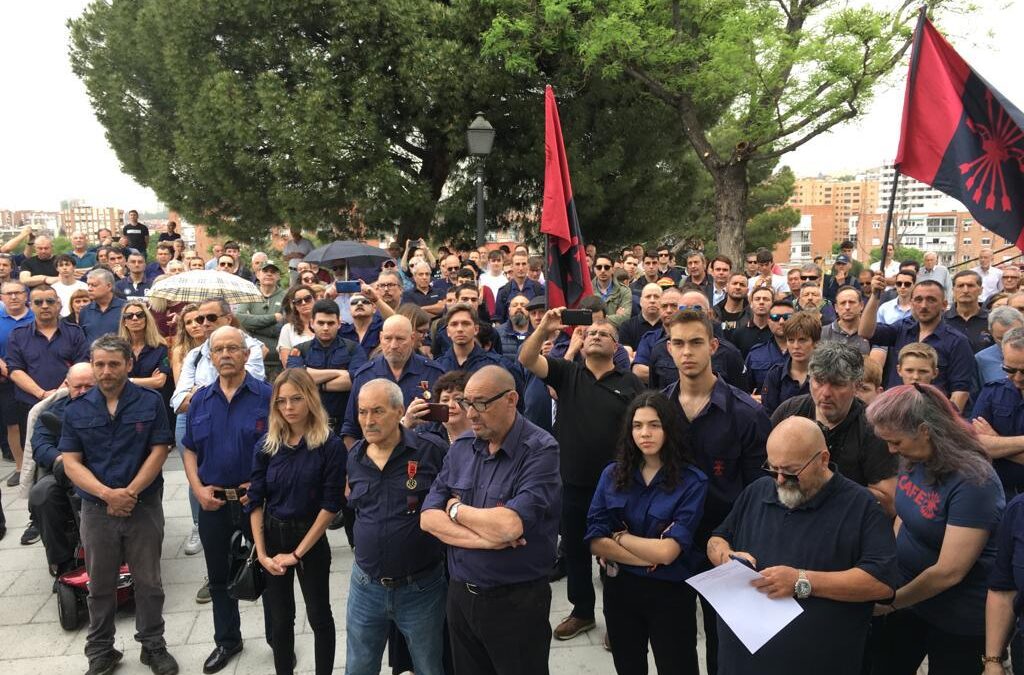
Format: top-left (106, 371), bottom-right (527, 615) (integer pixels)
top-left (992, 404), bottom-right (1016, 429)
top-left (189, 412), bottom-right (212, 445)
top-left (73, 415), bottom-right (109, 450)
top-left (449, 480), bottom-right (475, 507)
top-left (347, 481), bottom-right (369, 512)
top-left (121, 408), bottom-right (157, 442)
top-left (646, 499), bottom-right (679, 540)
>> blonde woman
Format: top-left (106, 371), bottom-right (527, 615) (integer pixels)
top-left (170, 303), bottom-right (206, 555)
top-left (118, 300), bottom-right (169, 390)
top-left (247, 369), bottom-right (344, 675)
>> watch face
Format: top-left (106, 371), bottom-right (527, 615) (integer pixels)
top-left (796, 580), bottom-right (812, 598)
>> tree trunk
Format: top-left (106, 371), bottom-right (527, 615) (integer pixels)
top-left (711, 161), bottom-right (749, 263)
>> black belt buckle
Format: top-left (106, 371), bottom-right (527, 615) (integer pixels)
top-left (379, 577), bottom-right (398, 588)
top-left (215, 487), bottom-right (246, 501)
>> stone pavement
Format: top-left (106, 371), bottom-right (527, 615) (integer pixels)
top-left (0, 454), bottom-right (706, 675)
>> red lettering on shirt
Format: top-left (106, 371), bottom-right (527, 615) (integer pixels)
top-left (897, 474), bottom-right (942, 520)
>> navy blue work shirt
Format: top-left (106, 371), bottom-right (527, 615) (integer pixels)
top-left (115, 277), bottom-right (151, 299)
top-left (973, 379), bottom-right (1024, 497)
top-left (58, 382), bottom-right (173, 504)
top-left (493, 278), bottom-right (545, 324)
top-left (130, 344), bottom-right (170, 380)
top-left (436, 343), bottom-right (505, 374)
top-left (646, 333), bottom-right (748, 392)
top-left (6, 321), bottom-right (89, 405)
top-left (943, 307), bottom-right (994, 354)
top-left (182, 374), bottom-right (272, 487)
top-left (586, 462), bottom-right (708, 582)
top-left (422, 414), bottom-right (561, 588)
top-left (988, 493), bottom-right (1024, 627)
top-left (869, 317), bottom-right (975, 393)
top-left (632, 326), bottom-right (664, 367)
top-left (338, 313), bottom-right (383, 353)
top-left (347, 428), bottom-right (448, 579)
top-left (31, 395), bottom-right (71, 470)
top-left (744, 339), bottom-right (786, 392)
top-left (341, 353), bottom-right (446, 440)
top-left (713, 473), bottom-right (899, 675)
top-left (246, 433), bottom-right (347, 521)
top-left (401, 286), bottom-right (443, 309)
top-left (662, 377), bottom-right (769, 553)
top-left (760, 356), bottom-right (809, 415)
top-left (79, 296), bottom-right (127, 343)
top-left (285, 335), bottom-right (368, 423)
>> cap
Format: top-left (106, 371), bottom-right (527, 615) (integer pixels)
top-left (526, 296), bottom-right (547, 311)
top-left (261, 262), bottom-right (281, 273)
top-left (835, 255), bottom-right (850, 264)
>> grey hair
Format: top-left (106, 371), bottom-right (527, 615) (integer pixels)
top-left (413, 261), bottom-right (432, 274)
top-left (377, 269), bottom-right (401, 285)
top-left (1003, 326), bottom-right (1024, 352)
top-left (86, 268), bottom-right (114, 286)
top-left (807, 341), bottom-right (864, 384)
top-left (90, 334), bottom-right (133, 363)
top-left (989, 306), bottom-right (1024, 330)
top-left (360, 378), bottom-right (404, 409)
top-left (800, 263), bottom-right (822, 276)
top-left (199, 297), bottom-right (233, 318)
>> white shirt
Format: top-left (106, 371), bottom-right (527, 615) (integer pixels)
top-left (54, 279), bottom-right (87, 317)
top-left (479, 271), bottom-right (508, 300)
top-left (973, 265), bottom-right (1004, 302)
top-left (278, 323), bottom-right (314, 352)
top-left (870, 259), bottom-right (901, 279)
top-left (747, 274), bottom-right (789, 297)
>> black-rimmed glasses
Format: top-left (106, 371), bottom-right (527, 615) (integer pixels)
top-left (456, 389), bottom-right (511, 413)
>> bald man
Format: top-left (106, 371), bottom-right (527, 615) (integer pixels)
top-left (25, 362), bottom-right (96, 570)
top-left (422, 365), bottom-right (561, 675)
top-left (618, 282), bottom-right (663, 351)
top-left (706, 417), bottom-right (898, 675)
top-left (341, 315), bottom-right (445, 448)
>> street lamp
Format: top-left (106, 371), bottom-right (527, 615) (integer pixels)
top-left (466, 113), bottom-right (495, 246)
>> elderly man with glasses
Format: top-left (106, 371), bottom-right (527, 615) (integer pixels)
top-left (0, 281), bottom-right (34, 489)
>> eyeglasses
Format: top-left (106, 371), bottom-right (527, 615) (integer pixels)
top-left (658, 253), bottom-right (670, 258)
top-left (377, 282), bottom-right (399, 289)
top-left (677, 305), bottom-right (706, 312)
top-left (585, 330), bottom-right (615, 340)
top-left (2, 290), bottom-right (25, 297)
top-left (594, 264), bottom-right (612, 271)
top-left (211, 344), bottom-right (243, 354)
top-left (194, 313), bottom-right (222, 324)
top-left (275, 395), bottom-right (305, 407)
top-left (895, 281), bottom-right (914, 288)
top-left (350, 298), bottom-right (372, 307)
top-left (800, 275), bottom-right (819, 281)
top-left (293, 295), bottom-right (314, 305)
top-left (122, 311), bottom-right (146, 321)
top-left (746, 259), bottom-right (757, 264)
top-left (769, 313), bottom-right (792, 321)
top-left (1002, 365), bottom-right (1024, 376)
top-left (446, 266), bottom-right (459, 272)
top-left (382, 262), bottom-right (396, 268)
top-left (31, 298), bottom-right (58, 306)
top-left (456, 389), bottom-right (512, 413)
top-left (762, 450), bottom-right (823, 482)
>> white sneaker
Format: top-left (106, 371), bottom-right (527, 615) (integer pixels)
top-left (184, 525), bottom-right (203, 555)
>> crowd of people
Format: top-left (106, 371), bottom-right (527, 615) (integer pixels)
top-left (6, 221), bottom-right (1024, 675)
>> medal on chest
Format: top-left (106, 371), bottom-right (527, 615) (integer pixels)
top-left (406, 460), bottom-right (418, 490)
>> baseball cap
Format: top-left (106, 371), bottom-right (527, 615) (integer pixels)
top-left (835, 255), bottom-right (850, 264)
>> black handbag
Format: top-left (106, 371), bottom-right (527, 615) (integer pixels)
top-left (227, 531), bottom-right (265, 601)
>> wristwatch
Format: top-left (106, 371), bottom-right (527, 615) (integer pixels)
top-left (448, 501), bottom-right (461, 523)
top-left (794, 570), bottom-right (812, 599)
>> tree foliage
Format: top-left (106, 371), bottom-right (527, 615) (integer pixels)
top-left (482, 0), bottom-right (958, 260)
top-left (68, 0), bottom-right (713, 249)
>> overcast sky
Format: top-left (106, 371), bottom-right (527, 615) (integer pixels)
top-left (0, 2), bottom-right (1020, 213)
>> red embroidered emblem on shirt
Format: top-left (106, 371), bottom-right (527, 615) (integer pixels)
top-left (135, 422), bottom-right (145, 434)
top-left (712, 460), bottom-right (725, 477)
top-left (255, 419), bottom-right (265, 433)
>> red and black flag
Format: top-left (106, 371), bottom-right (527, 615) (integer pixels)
top-left (541, 85), bottom-right (592, 308)
top-left (897, 15), bottom-right (1024, 249)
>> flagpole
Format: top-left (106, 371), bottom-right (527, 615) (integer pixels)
top-left (878, 170), bottom-right (901, 275)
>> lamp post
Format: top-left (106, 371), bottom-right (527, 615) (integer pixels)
top-left (466, 113), bottom-right (495, 246)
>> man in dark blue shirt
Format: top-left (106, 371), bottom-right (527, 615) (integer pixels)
top-left (346, 379), bottom-right (449, 675)
top-left (435, 303), bottom-right (505, 374)
top-left (79, 268), bottom-right (127, 343)
top-left (402, 262), bottom-right (445, 316)
top-left (59, 335), bottom-right (179, 675)
top-left (342, 315), bottom-right (445, 447)
top-left (286, 299), bottom-right (367, 426)
top-left (115, 251), bottom-right (152, 299)
top-left (0, 280), bottom-right (33, 485)
top-left (707, 417), bottom-right (898, 675)
top-left (493, 252), bottom-right (545, 324)
top-left (972, 327), bottom-right (1024, 499)
top-left (422, 365), bottom-right (561, 675)
top-left (338, 293), bottom-right (384, 353)
top-left (860, 277), bottom-right (975, 411)
top-left (182, 326), bottom-right (272, 674)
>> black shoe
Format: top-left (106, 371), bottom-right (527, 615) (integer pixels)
top-left (202, 642), bottom-right (242, 674)
top-left (20, 523), bottom-right (39, 545)
top-left (5, 471), bottom-right (18, 487)
top-left (0, 523), bottom-right (6, 541)
top-left (548, 555), bottom-right (567, 582)
top-left (140, 647), bottom-right (179, 675)
top-left (85, 649), bottom-right (123, 675)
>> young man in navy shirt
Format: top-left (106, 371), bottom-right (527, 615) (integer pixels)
top-left (59, 335), bottom-right (178, 675)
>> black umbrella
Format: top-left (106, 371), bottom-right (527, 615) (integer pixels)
top-left (303, 240), bottom-right (392, 269)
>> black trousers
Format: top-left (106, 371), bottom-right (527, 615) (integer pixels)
top-left (446, 579), bottom-right (551, 675)
top-left (28, 473), bottom-right (75, 566)
top-left (197, 501), bottom-right (252, 649)
top-left (869, 608), bottom-right (983, 675)
top-left (562, 483), bottom-right (597, 620)
top-left (604, 571), bottom-right (699, 675)
top-left (262, 517), bottom-right (334, 675)
top-left (700, 594), bottom-right (718, 675)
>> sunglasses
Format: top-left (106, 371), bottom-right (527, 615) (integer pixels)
top-left (895, 281), bottom-right (914, 288)
top-left (446, 266), bottom-right (459, 271)
top-left (122, 311), bottom-right (146, 321)
top-left (594, 264), bottom-right (612, 271)
top-left (1002, 365), bottom-right (1024, 376)
top-left (800, 276), bottom-right (819, 281)
top-left (31, 298), bottom-right (58, 306)
top-left (293, 295), bottom-right (314, 305)
top-left (761, 450), bottom-right (823, 482)
top-left (194, 313), bottom-right (222, 324)
top-left (769, 313), bottom-right (792, 321)
top-left (350, 298), bottom-right (372, 307)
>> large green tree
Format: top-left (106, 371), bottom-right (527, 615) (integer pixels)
top-left (68, 0), bottom-right (708, 248)
top-left (484, 0), bottom-right (956, 261)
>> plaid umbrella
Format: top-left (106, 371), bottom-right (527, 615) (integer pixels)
top-left (148, 270), bottom-right (263, 304)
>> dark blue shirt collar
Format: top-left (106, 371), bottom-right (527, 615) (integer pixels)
top-left (470, 413), bottom-right (528, 461)
top-left (80, 379), bottom-right (143, 417)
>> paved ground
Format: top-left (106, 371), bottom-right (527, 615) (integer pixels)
top-left (0, 454), bottom-right (706, 675)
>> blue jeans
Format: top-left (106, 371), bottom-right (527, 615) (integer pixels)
top-left (174, 414), bottom-right (200, 525)
top-left (345, 562), bottom-right (447, 675)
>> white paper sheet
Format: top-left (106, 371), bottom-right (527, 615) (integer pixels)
top-left (686, 559), bottom-right (804, 654)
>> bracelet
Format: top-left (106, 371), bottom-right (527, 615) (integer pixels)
top-left (612, 531), bottom-right (625, 544)
top-left (982, 655), bottom-right (1003, 665)
top-left (292, 550), bottom-right (302, 561)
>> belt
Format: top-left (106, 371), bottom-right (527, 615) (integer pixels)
top-left (462, 577), bottom-right (546, 597)
top-left (213, 486), bottom-right (247, 501)
top-left (265, 514), bottom-right (314, 534)
top-left (375, 563), bottom-right (443, 589)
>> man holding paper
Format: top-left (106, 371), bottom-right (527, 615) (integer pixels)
top-left (705, 417), bottom-right (898, 675)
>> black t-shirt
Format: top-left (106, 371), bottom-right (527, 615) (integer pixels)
top-left (713, 474), bottom-right (899, 675)
top-left (731, 320), bottom-right (772, 357)
top-left (157, 232), bottom-right (181, 242)
top-left (770, 394), bottom-right (897, 487)
top-left (542, 357), bottom-right (644, 487)
top-left (20, 256), bottom-right (57, 278)
top-left (714, 300), bottom-right (749, 340)
top-left (123, 223), bottom-right (149, 252)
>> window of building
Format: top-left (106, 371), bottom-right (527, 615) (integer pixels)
top-left (981, 237), bottom-right (992, 245)
top-left (963, 238), bottom-right (972, 245)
